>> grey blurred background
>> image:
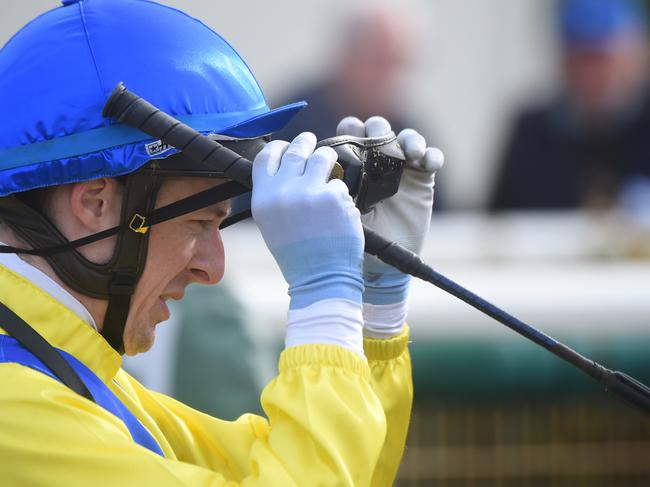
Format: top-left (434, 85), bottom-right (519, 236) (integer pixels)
top-left (4, 1), bottom-right (650, 485)
top-left (1, 0), bottom-right (558, 209)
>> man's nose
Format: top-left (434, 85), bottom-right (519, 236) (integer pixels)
top-left (189, 228), bottom-right (225, 285)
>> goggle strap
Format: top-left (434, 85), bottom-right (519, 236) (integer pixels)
top-left (0, 181), bottom-right (250, 257)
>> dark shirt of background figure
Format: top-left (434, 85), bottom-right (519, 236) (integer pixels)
top-left (491, 0), bottom-right (650, 219)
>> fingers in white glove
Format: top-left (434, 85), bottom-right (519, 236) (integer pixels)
top-left (336, 116), bottom-right (365, 137)
top-left (277, 132), bottom-right (317, 177)
top-left (252, 139), bottom-right (290, 178)
top-left (398, 128), bottom-right (445, 172)
top-left (303, 146), bottom-right (338, 182)
top-left (422, 146), bottom-right (445, 172)
top-left (338, 115), bottom-right (393, 139)
top-left (252, 129), bottom-right (364, 250)
top-left (397, 128), bottom-right (426, 160)
top-left (365, 116), bottom-right (392, 138)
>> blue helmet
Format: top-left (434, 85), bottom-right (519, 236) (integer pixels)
top-left (0, 0), bottom-right (305, 196)
top-left (0, 0), bottom-right (305, 353)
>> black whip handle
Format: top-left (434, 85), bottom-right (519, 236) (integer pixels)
top-left (102, 83), bottom-right (378, 251)
top-left (103, 82), bottom-right (253, 188)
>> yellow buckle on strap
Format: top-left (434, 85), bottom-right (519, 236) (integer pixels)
top-left (129, 214), bottom-right (149, 234)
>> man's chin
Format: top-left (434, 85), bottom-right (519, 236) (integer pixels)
top-left (122, 326), bottom-right (157, 356)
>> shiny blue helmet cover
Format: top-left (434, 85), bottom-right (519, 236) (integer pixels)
top-left (0, 0), bottom-right (305, 196)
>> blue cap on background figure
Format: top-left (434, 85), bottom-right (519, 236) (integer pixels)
top-left (559, 0), bottom-right (648, 49)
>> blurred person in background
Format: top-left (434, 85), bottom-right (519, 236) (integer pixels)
top-left (491, 0), bottom-right (650, 215)
top-left (274, 6), bottom-right (415, 141)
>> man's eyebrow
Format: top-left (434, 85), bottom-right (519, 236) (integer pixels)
top-left (207, 201), bottom-right (231, 219)
top-left (215, 205), bottom-right (230, 218)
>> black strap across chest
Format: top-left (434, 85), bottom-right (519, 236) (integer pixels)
top-left (0, 303), bottom-right (93, 401)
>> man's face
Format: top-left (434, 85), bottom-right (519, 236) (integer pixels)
top-left (564, 35), bottom-right (649, 117)
top-left (122, 176), bottom-right (229, 355)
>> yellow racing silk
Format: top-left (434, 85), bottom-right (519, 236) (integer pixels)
top-left (0, 263), bottom-right (412, 486)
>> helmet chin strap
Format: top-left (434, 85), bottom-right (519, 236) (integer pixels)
top-left (0, 170), bottom-right (253, 354)
top-left (0, 179), bottom-right (252, 353)
top-left (98, 171), bottom-right (163, 354)
top-left (0, 170), bottom-right (163, 354)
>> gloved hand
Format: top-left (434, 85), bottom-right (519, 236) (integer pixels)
top-left (252, 132), bottom-right (365, 355)
top-left (337, 116), bottom-right (444, 338)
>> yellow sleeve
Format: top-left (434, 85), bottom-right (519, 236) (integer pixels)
top-left (363, 327), bottom-right (413, 487)
top-left (0, 343), bottom-right (391, 486)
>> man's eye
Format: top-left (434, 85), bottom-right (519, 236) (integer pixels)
top-left (191, 219), bottom-right (213, 229)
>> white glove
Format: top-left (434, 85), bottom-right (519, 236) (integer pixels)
top-left (337, 116), bottom-right (444, 338)
top-left (252, 132), bottom-right (366, 355)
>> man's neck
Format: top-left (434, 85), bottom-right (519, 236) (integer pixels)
top-left (0, 227), bottom-right (107, 330)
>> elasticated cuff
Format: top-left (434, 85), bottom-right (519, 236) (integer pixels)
top-left (279, 343), bottom-right (370, 380)
top-left (363, 325), bottom-right (410, 361)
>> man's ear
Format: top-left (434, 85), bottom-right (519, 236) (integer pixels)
top-left (69, 178), bottom-right (123, 232)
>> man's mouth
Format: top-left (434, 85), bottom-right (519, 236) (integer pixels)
top-left (156, 292), bottom-right (184, 323)
top-left (161, 291), bottom-right (184, 302)
top-left (157, 297), bottom-right (171, 322)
